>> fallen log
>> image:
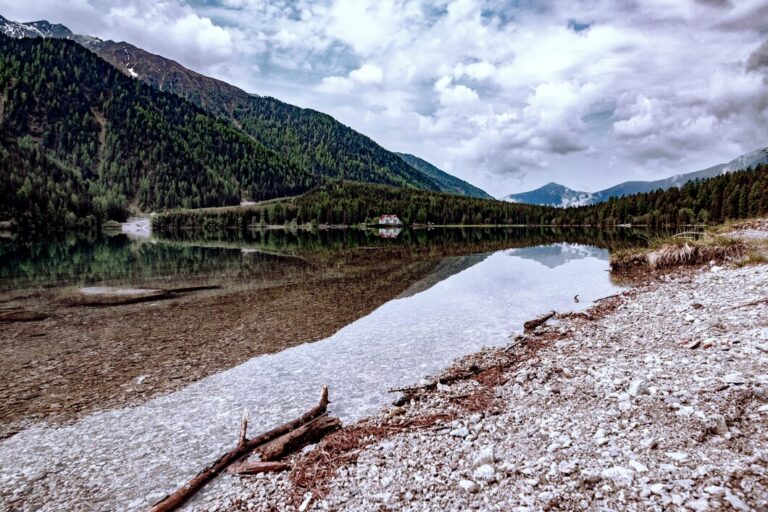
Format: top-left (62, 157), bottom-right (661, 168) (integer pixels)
top-left (0, 310), bottom-right (50, 323)
top-left (227, 461), bottom-right (291, 475)
top-left (259, 414), bottom-right (341, 461)
top-left (149, 386), bottom-right (330, 512)
top-left (523, 310), bottom-right (556, 332)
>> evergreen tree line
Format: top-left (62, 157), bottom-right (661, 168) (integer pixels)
top-left (153, 163), bottom-right (768, 234)
top-left (0, 35), bottom-right (316, 229)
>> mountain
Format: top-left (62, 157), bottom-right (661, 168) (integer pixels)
top-left (396, 153), bottom-right (492, 199)
top-left (592, 147), bottom-right (768, 201)
top-left (0, 35), bottom-right (315, 228)
top-left (503, 148), bottom-right (768, 207)
top-left (503, 182), bottom-right (594, 207)
top-left (0, 16), bottom-right (444, 194)
top-left (0, 15), bottom-right (75, 39)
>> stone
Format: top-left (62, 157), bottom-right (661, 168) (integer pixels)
top-left (601, 466), bottom-right (634, 487)
top-left (450, 427), bottom-right (469, 438)
top-left (558, 460), bottom-right (577, 475)
top-left (473, 464), bottom-right (496, 483)
top-left (724, 492), bottom-right (750, 512)
top-left (685, 497), bottom-right (710, 512)
top-left (666, 452), bottom-right (689, 462)
top-left (723, 373), bottom-right (746, 385)
top-left (628, 380), bottom-right (649, 396)
top-left (473, 446), bottom-right (495, 467)
top-left (629, 460), bottom-right (648, 473)
top-left (458, 479), bottom-right (478, 493)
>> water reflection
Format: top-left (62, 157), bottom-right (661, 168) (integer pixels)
top-left (0, 227), bottom-right (653, 290)
top-left (0, 242), bottom-right (623, 511)
top-left (378, 227), bottom-right (402, 238)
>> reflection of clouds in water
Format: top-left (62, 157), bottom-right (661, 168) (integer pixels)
top-left (0, 244), bottom-right (622, 511)
top-left (507, 243), bottom-right (609, 269)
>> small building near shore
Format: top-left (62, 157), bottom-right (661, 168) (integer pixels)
top-left (378, 214), bottom-right (402, 225)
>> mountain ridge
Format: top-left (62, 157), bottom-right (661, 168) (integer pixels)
top-left (395, 153), bottom-right (492, 199)
top-left (504, 147), bottom-right (768, 207)
top-left (0, 15), bottom-right (489, 198)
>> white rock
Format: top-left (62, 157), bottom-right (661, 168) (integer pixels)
top-left (685, 497), bottom-right (710, 512)
top-left (298, 493), bottom-right (313, 512)
top-left (650, 483), bottom-right (666, 495)
top-left (458, 479), bottom-right (478, 493)
top-left (666, 451), bottom-right (689, 462)
top-left (450, 427), bottom-right (469, 438)
top-left (473, 446), bottom-right (495, 467)
top-left (723, 373), bottom-right (746, 385)
top-left (724, 492), bottom-right (750, 512)
top-left (629, 460), bottom-right (648, 473)
top-left (473, 464), bottom-right (497, 483)
top-left (558, 460), bottom-right (577, 475)
top-left (628, 379), bottom-right (649, 397)
top-left (601, 466), bottom-right (634, 487)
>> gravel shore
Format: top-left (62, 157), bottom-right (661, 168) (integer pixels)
top-left (203, 261), bottom-right (768, 511)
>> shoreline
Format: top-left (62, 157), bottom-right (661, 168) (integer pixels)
top-left (201, 258), bottom-right (768, 511)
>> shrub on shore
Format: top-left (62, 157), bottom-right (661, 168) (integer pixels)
top-left (611, 234), bottom-right (749, 271)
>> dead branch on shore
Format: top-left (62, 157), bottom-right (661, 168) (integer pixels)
top-left (524, 310), bottom-right (556, 332)
top-left (730, 297), bottom-right (768, 309)
top-left (227, 461), bottom-right (291, 475)
top-left (258, 415), bottom-right (342, 461)
top-left (149, 386), bottom-right (332, 512)
top-left (0, 310), bottom-right (50, 322)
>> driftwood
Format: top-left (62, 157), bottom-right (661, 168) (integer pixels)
top-left (523, 310), bottom-right (556, 332)
top-left (149, 386), bottom-right (330, 512)
top-left (731, 297), bottom-right (768, 309)
top-left (227, 461), bottom-right (291, 475)
top-left (258, 414), bottom-right (341, 461)
top-left (0, 310), bottom-right (50, 323)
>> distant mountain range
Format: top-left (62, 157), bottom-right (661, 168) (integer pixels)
top-left (504, 147), bottom-right (768, 207)
top-left (503, 182), bottom-right (594, 208)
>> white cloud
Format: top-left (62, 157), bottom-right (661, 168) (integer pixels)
top-left (349, 63), bottom-right (383, 85)
top-left (102, 1), bottom-right (235, 72)
top-left (4, 0), bottom-right (768, 196)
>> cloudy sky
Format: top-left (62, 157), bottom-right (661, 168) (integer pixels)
top-left (2, 0), bottom-right (768, 197)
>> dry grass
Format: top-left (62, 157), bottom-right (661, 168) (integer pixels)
top-left (735, 251), bottom-right (768, 267)
top-left (611, 234), bottom-right (748, 272)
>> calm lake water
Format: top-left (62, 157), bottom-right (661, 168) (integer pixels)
top-left (0, 227), bottom-right (647, 510)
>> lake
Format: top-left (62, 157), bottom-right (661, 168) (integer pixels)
top-left (0, 227), bottom-right (645, 510)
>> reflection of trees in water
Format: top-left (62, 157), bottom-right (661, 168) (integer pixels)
top-left (0, 227), bottom-right (657, 289)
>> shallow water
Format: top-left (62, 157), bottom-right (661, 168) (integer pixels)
top-left (0, 240), bottom-right (621, 510)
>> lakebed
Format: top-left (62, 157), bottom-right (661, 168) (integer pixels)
top-left (0, 227), bottom-right (640, 510)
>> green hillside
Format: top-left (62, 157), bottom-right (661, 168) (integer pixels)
top-left (0, 35), bottom-right (316, 228)
top-left (396, 153), bottom-right (492, 199)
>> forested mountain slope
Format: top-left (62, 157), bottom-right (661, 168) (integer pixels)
top-left (396, 153), bottom-right (492, 199)
top-left (0, 35), bottom-right (316, 228)
top-left (0, 16), bottom-right (461, 194)
top-left (90, 42), bottom-right (440, 191)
